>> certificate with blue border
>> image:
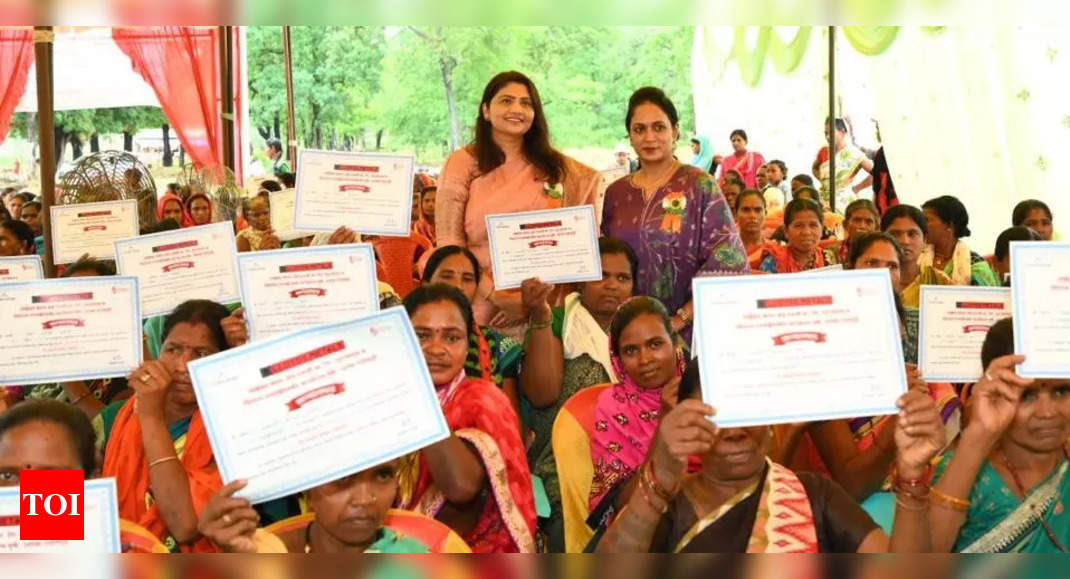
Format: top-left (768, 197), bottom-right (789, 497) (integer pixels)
top-left (0, 478), bottom-right (121, 553)
top-left (485, 205), bottom-right (602, 290)
top-left (114, 222), bottom-right (240, 318)
top-left (1010, 241), bottom-right (1070, 378)
top-left (0, 277), bottom-right (142, 385)
top-left (189, 307), bottom-right (449, 505)
top-left (918, 286), bottom-right (1011, 383)
top-left (237, 244), bottom-right (380, 342)
top-left (293, 149), bottom-right (415, 236)
top-left (693, 269), bottom-right (907, 427)
top-left (0, 255), bottom-right (43, 282)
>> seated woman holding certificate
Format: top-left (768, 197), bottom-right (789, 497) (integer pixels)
top-left (400, 284), bottom-right (538, 553)
top-left (0, 399), bottom-right (169, 553)
top-left (596, 358), bottom-right (945, 553)
top-left (520, 235), bottom-right (638, 552)
top-left (99, 300), bottom-right (233, 553)
top-left (919, 195), bottom-right (999, 287)
top-left (435, 71), bottom-right (600, 339)
top-left (196, 460), bottom-right (470, 553)
top-left (421, 245), bottom-right (523, 417)
top-left (601, 87), bottom-right (748, 337)
top-left (881, 204), bottom-right (952, 309)
top-left (587, 297), bottom-right (686, 512)
top-left (797, 234), bottom-right (961, 516)
top-left (757, 198), bottom-right (839, 274)
top-left (930, 318), bottom-right (1070, 553)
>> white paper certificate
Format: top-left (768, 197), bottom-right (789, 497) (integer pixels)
top-left (294, 149), bottom-right (415, 236)
top-left (1011, 241), bottom-right (1070, 378)
top-left (114, 222), bottom-right (240, 318)
top-left (237, 244), bottom-right (380, 342)
top-left (485, 206), bottom-right (602, 290)
top-left (189, 307), bottom-right (449, 504)
top-left (693, 269), bottom-right (907, 427)
top-left (0, 277), bottom-right (142, 385)
top-left (919, 286), bottom-right (1011, 382)
top-left (0, 479), bottom-right (121, 554)
top-left (0, 256), bottom-right (42, 282)
top-left (49, 200), bottom-right (140, 264)
top-left (269, 189), bottom-right (316, 242)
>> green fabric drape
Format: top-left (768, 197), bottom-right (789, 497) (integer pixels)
top-left (842, 26), bottom-right (900, 56)
top-left (732, 26), bottom-right (812, 87)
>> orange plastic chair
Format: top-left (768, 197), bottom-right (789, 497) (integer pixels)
top-left (373, 234), bottom-right (433, 299)
top-left (552, 383), bottom-right (610, 553)
top-left (119, 519), bottom-right (170, 553)
top-left (262, 508), bottom-right (471, 553)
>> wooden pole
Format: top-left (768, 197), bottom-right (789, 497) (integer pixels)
top-left (827, 26), bottom-right (837, 213)
top-left (34, 26), bottom-right (57, 278)
top-left (219, 26), bottom-right (236, 172)
top-left (282, 26), bottom-right (298, 166)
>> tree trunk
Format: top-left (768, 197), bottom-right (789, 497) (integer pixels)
top-left (161, 124), bottom-right (173, 167)
top-left (90, 133), bottom-right (100, 153)
top-left (179, 147), bottom-right (186, 166)
top-left (123, 131), bottom-right (134, 152)
top-left (273, 112), bottom-right (281, 139)
top-left (69, 134), bottom-right (84, 160)
top-left (376, 129), bottom-right (384, 151)
top-left (440, 55), bottom-right (461, 150)
top-left (25, 112), bottom-right (37, 144)
top-left (53, 127), bottom-right (67, 165)
top-left (257, 126), bottom-right (271, 140)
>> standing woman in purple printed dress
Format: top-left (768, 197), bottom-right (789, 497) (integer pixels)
top-left (601, 87), bottom-right (748, 337)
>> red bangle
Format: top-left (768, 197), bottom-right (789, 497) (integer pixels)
top-left (893, 463), bottom-right (933, 492)
top-left (643, 460), bottom-right (680, 501)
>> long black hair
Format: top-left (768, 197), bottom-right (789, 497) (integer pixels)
top-left (473, 71), bottom-right (566, 185)
top-left (0, 399), bottom-right (97, 476)
top-left (162, 300), bottom-right (232, 353)
top-left (609, 297), bottom-right (673, 358)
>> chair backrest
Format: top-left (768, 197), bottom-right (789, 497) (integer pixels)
top-left (119, 518), bottom-right (169, 553)
top-left (552, 383), bottom-right (610, 553)
top-left (373, 235), bottom-right (433, 299)
top-left (262, 509), bottom-right (471, 553)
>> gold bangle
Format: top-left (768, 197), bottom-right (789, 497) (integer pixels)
top-left (148, 456), bottom-right (180, 469)
top-left (895, 492), bottom-right (930, 511)
top-left (930, 487), bottom-right (971, 511)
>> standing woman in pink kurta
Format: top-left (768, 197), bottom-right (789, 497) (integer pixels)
top-left (436, 71), bottom-right (601, 339)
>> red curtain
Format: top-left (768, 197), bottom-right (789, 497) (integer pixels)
top-left (112, 27), bottom-right (222, 169)
top-left (0, 28), bottom-right (34, 146)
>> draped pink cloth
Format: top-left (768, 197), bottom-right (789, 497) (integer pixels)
top-left (0, 29), bottom-right (34, 146)
top-left (112, 27), bottom-right (222, 169)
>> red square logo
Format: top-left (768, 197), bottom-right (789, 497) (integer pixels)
top-left (19, 470), bottom-right (84, 540)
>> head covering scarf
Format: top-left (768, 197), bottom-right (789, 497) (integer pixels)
top-left (155, 192), bottom-right (193, 227)
top-left (184, 192), bottom-right (214, 226)
top-left (690, 135), bottom-right (715, 173)
top-left (589, 305), bottom-right (686, 509)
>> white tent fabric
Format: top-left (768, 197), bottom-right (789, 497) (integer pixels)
top-left (692, 26), bottom-right (1068, 251)
top-left (16, 27), bottom-right (161, 112)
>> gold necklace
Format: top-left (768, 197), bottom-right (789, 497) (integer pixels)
top-left (634, 160), bottom-right (679, 199)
